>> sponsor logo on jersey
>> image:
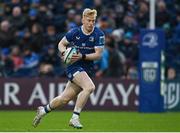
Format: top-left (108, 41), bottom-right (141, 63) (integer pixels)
top-left (99, 36), bottom-right (105, 45)
top-left (82, 43), bottom-right (86, 46)
top-left (76, 36), bottom-right (80, 40)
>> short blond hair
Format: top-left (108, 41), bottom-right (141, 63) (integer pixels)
top-left (82, 8), bottom-right (97, 18)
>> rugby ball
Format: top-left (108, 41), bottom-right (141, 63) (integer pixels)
top-left (63, 47), bottom-right (77, 64)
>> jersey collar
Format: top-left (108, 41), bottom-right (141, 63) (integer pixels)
top-left (81, 25), bottom-right (94, 36)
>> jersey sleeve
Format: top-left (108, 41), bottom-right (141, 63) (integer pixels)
top-left (65, 28), bottom-right (77, 43)
top-left (95, 30), bottom-right (105, 49)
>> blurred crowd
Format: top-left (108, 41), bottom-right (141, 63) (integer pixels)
top-left (0, 0), bottom-right (180, 79)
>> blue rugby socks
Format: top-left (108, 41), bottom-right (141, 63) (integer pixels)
top-left (44, 104), bottom-right (53, 113)
top-left (72, 107), bottom-right (82, 119)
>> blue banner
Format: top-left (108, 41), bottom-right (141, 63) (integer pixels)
top-left (139, 29), bottom-right (164, 112)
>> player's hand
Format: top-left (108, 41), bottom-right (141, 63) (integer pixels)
top-left (71, 52), bottom-right (82, 63)
top-left (59, 51), bottom-right (65, 61)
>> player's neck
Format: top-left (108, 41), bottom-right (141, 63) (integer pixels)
top-left (81, 25), bottom-right (94, 35)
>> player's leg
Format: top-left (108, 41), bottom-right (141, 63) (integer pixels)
top-left (32, 81), bottom-right (81, 127)
top-left (73, 71), bottom-right (95, 114)
top-left (46, 81), bottom-right (81, 110)
top-left (69, 71), bottom-right (95, 128)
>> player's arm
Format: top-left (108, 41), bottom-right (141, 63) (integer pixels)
top-left (83, 47), bottom-right (103, 60)
top-left (71, 47), bottom-right (103, 62)
top-left (83, 34), bottom-right (105, 61)
top-left (71, 34), bottom-right (105, 61)
top-left (58, 36), bottom-right (69, 56)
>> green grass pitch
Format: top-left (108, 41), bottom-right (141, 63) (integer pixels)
top-left (0, 111), bottom-right (179, 132)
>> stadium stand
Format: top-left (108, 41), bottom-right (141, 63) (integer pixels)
top-left (0, 0), bottom-right (180, 78)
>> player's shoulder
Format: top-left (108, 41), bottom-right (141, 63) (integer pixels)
top-left (94, 27), bottom-right (105, 36)
top-left (68, 27), bottom-right (81, 35)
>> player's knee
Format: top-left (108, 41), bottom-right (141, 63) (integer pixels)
top-left (86, 84), bottom-right (95, 93)
top-left (91, 83), bottom-right (96, 92)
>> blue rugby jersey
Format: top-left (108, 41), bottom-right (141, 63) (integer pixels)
top-left (65, 26), bottom-right (105, 78)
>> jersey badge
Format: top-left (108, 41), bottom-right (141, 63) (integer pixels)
top-left (89, 36), bottom-right (94, 42)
